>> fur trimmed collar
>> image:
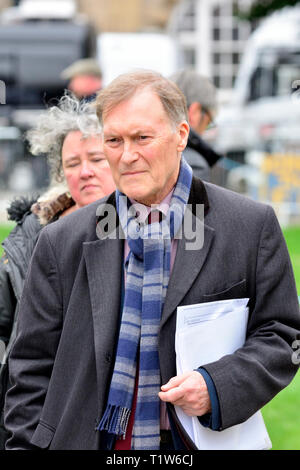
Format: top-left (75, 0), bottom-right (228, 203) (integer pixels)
top-left (31, 190), bottom-right (75, 226)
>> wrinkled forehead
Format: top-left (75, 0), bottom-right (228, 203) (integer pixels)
top-left (102, 88), bottom-right (174, 133)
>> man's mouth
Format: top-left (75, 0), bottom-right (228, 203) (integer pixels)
top-left (82, 184), bottom-right (99, 191)
top-left (122, 170), bottom-right (146, 176)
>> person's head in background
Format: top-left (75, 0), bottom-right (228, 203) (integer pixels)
top-left (61, 58), bottom-right (103, 100)
top-left (170, 69), bottom-right (217, 136)
top-left (26, 92), bottom-right (116, 211)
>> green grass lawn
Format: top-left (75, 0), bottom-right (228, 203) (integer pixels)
top-left (0, 224), bottom-right (15, 257)
top-left (282, 226), bottom-right (300, 293)
top-left (261, 225), bottom-right (300, 450)
top-left (0, 223), bottom-right (299, 449)
top-left (262, 369), bottom-right (300, 450)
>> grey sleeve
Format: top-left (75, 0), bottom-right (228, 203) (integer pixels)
top-left (4, 228), bottom-right (63, 449)
top-left (0, 256), bottom-right (16, 346)
top-left (203, 206), bottom-right (300, 430)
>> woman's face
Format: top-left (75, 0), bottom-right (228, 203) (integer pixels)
top-left (62, 130), bottom-right (116, 208)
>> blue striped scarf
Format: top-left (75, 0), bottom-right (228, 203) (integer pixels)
top-left (98, 157), bottom-right (193, 450)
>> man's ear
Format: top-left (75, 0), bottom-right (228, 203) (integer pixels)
top-left (188, 102), bottom-right (202, 129)
top-left (177, 120), bottom-right (190, 152)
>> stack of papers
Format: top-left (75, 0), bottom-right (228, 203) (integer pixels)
top-left (175, 298), bottom-right (272, 450)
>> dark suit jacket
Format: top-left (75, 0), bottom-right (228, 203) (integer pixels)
top-left (4, 178), bottom-right (300, 450)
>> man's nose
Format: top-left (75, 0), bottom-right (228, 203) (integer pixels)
top-left (80, 161), bottom-right (94, 178)
top-left (121, 141), bottom-right (139, 164)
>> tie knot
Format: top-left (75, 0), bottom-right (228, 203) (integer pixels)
top-left (146, 209), bottom-right (163, 225)
top-left (127, 209), bottom-right (166, 261)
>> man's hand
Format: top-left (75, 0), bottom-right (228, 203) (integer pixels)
top-left (158, 371), bottom-right (211, 417)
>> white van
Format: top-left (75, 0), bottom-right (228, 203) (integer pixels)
top-left (97, 32), bottom-right (177, 86)
top-left (213, 6), bottom-right (300, 224)
top-left (215, 6), bottom-right (300, 160)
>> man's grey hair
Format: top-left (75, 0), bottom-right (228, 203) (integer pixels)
top-left (170, 69), bottom-right (218, 119)
top-left (96, 69), bottom-right (188, 128)
top-left (26, 92), bottom-right (101, 182)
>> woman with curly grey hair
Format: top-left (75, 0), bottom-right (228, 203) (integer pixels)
top-left (27, 92), bottom-right (115, 211)
top-left (0, 93), bottom-right (116, 447)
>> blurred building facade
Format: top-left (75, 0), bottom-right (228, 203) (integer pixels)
top-left (76, 0), bottom-right (180, 32)
top-left (1, 0), bottom-right (180, 30)
top-left (0, 0), bottom-right (260, 96)
top-left (0, 0), bottom-right (262, 104)
top-left (0, 0), bottom-right (256, 98)
top-left (168, 0), bottom-right (256, 100)
top-left (0, 0), bottom-right (11, 11)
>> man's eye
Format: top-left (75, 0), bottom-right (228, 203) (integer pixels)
top-left (106, 138), bottom-right (119, 144)
top-left (139, 136), bottom-right (149, 141)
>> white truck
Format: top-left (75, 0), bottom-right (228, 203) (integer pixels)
top-left (215, 5), bottom-right (300, 159)
top-left (213, 6), bottom-right (300, 223)
top-left (97, 32), bottom-right (178, 86)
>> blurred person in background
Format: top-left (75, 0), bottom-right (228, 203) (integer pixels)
top-left (0, 92), bottom-right (116, 448)
top-left (61, 58), bottom-right (103, 101)
top-left (170, 69), bottom-right (222, 181)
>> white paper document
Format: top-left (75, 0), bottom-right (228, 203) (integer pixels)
top-left (175, 298), bottom-right (272, 450)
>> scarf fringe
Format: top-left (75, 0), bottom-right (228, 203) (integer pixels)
top-left (97, 404), bottom-right (131, 438)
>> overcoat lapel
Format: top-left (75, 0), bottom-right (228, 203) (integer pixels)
top-left (83, 194), bottom-right (123, 409)
top-left (161, 223), bottom-right (215, 328)
top-left (161, 177), bottom-right (215, 328)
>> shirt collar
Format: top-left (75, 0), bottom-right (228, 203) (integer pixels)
top-left (129, 189), bottom-right (174, 224)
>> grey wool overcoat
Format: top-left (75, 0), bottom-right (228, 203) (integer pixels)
top-left (4, 177), bottom-right (300, 449)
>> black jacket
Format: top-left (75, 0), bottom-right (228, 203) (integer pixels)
top-left (0, 191), bottom-right (75, 345)
top-left (184, 128), bottom-right (222, 181)
top-left (0, 197), bottom-right (41, 449)
top-left (0, 197), bottom-right (40, 346)
top-left (0, 191), bottom-right (74, 449)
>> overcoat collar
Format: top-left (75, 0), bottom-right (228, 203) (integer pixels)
top-left (83, 191), bottom-right (123, 409)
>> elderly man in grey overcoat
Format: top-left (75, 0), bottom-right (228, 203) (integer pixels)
top-left (4, 70), bottom-right (300, 451)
